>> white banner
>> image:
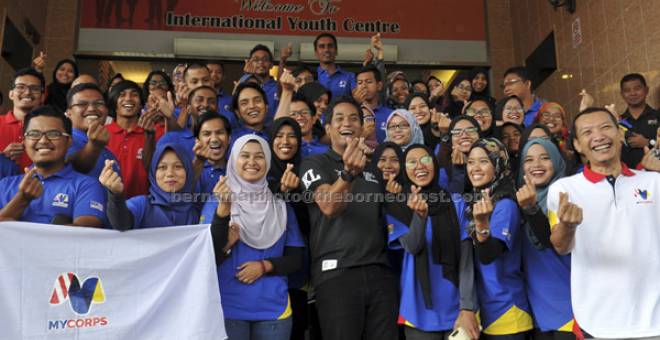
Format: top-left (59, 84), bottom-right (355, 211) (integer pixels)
top-left (0, 222), bottom-right (227, 340)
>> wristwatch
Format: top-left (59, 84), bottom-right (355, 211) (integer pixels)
top-left (340, 169), bottom-right (355, 182)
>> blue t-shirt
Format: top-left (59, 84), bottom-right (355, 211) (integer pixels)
top-left (388, 196), bottom-right (469, 331)
top-left (211, 204), bottom-right (305, 321)
top-left (217, 91), bottom-right (239, 130)
top-left (66, 128), bottom-right (121, 179)
top-left (522, 226), bottom-right (573, 332)
top-left (126, 195), bottom-right (200, 229)
top-left (524, 98), bottom-right (543, 127)
top-left (199, 161), bottom-right (226, 194)
top-left (374, 105), bottom-right (394, 143)
top-left (474, 198), bottom-right (532, 335)
top-left (0, 154), bottom-right (19, 179)
top-left (301, 138), bottom-right (329, 158)
top-left (262, 78), bottom-right (279, 122)
top-left (317, 65), bottom-right (356, 98)
top-left (0, 164), bottom-right (106, 224)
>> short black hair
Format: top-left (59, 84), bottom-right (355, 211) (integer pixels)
top-left (11, 68), bottom-right (46, 90)
top-left (620, 73), bottom-right (647, 89)
top-left (324, 95), bottom-right (363, 125)
top-left (194, 111), bottom-right (231, 139)
top-left (231, 82), bottom-right (268, 113)
top-left (314, 33), bottom-right (337, 50)
top-left (205, 60), bottom-right (224, 70)
top-left (188, 85), bottom-right (217, 104)
top-left (571, 107), bottom-right (619, 134)
top-left (107, 73), bottom-right (124, 91)
top-left (24, 105), bottom-right (72, 135)
top-left (249, 44), bottom-right (273, 61)
top-left (183, 63), bottom-right (210, 81)
top-left (107, 80), bottom-right (144, 116)
top-left (356, 65), bottom-right (382, 82)
top-left (291, 92), bottom-right (316, 116)
top-left (66, 83), bottom-right (105, 107)
top-left (503, 66), bottom-right (530, 83)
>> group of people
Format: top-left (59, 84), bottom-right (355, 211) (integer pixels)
top-left (0, 32), bottom-right (659, 340)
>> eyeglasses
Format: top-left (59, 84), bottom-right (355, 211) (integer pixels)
top-left (455, 84), bottom-right (472, 92)
top-left (450, 127), bottom-right (479, 136)
top-left (148, 80), bottom-right (168, 88)
top-left (541, 112), bottom-right (563, 120)
top-left (405, 155), bottom-right (433, 169)
top-left (465, 109), bottom-right (492, 119)
top-left (504, 107), bottom-right (524, 114)
top-left (387, 123), bottom-right (410, 131)
top-left (500, 79), bottom-right (522, 89)
top-left (13, 84), bottom-right (43, 94)
top-left (290, 109), bottom-right (312, 117)
top-left (24, 130), bottom-right (70, 140)
top-left (70, 100), bottom-right (106, 110)
top-left (251, 57), bottom-right (271, 63)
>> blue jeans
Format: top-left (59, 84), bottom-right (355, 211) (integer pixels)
top-left (224, 318), bottom-right (292, 340)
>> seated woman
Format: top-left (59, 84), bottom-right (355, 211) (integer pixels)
top-left (207, 134), bottom-right (304, 340)
top-left (99, 140), bottom-right (199, 229)
top-left (386, 144), bottom-right (480, 339)
top-left (465, 138), bottom-right (532, 339)
top-left (516, 138), bottom-right (575, 340)
top-left (385, 109), bottom-right (424, 152)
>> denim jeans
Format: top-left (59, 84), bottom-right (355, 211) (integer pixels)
top-left (224, 317), bottom-right (292, 340)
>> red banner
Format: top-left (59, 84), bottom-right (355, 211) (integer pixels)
top-left (80, 0), bottom-right (486, 41)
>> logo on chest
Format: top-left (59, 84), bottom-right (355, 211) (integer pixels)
top-left (52, 193), bottom-right (70, 208)
top-left (633, 188), bottom-right (653, 204)
top-left (136, 148), bottom-right (143, 160)
top-left (338, 80), bottom-right (347, 88)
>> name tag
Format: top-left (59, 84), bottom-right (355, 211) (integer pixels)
top-left (321, 259), bottom-right (338, 272)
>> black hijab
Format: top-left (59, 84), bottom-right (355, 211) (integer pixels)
top-left (267, 117), bottom-right (303, 193)
top-left (405, 93), bottom-right (441, 149)
top-left (386, 144), bottom-right (462, 308)
top-left (469, 67), bottom-right (497, 108)
top-left (464, 97), bottom-right (496, 138)
top-left (368, 141), bottom-right (405, 189)
top-left (45, 59), bottom-right (78, 114)
top-left (442, 72), bottom-right (472, 118)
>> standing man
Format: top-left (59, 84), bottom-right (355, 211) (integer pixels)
top-left (355, 65), bottom-right (392, 143)
top-left (299, 96), bottom-right (398, 340)
top-left (502, 66), bottom-right (543, 127)
top-left (205, 60), bottom-right (237, 129)
top-left (549, 107), bottom-right (660, 339)
top-left (618, 73), bottom-right (660, 168)
top-left (245, 44), bottom-right (279, 120)
top-left (0, 68), bottom-right (46, 170)
top-left (315, 33), bottom-right (356, 98)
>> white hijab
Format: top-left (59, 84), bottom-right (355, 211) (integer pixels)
top-left (227, 135), bottom-right (287, 249)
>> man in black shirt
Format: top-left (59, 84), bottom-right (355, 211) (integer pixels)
top-left (299, 96), bottom-right (398, 340)
top-left (619, 73), bottom-right (660, 168)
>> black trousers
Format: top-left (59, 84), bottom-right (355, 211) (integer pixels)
top-left (315, 265), bottom-right (399, 340)
top-left (532, 330), bottom-right (576, 340)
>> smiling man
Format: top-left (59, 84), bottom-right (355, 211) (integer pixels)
top-left (501, 66), bottom-right (543, 127)
top-left (315, 33), bottom-right (356, 98)
top-left (618, 73), bottom-right (660, 168)
top-left (0, 68), bottom-right (46, 171)
top-left (0, 106), bottom-right (106, 227)
top-left (193, 111), bottom-right (231, 194)
top-left (548, 107), bottom-right (660, 339)
top-left (231, 83), bottom-right (270, 142)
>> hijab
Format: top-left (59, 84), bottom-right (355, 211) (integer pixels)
top-left (405, 93), bottom-right (439, 149)
top-left (267, 117), bottom-right (303, 193)
top-left (227, 135), bottom-right (288, 249)
top-left (442, 72), bottom-right (471, 118)
top-left (464, 97), bottom-right (496, 138)
top-left (384, 109), bottom-right (424, 151)
top-left (45, 59), bottom-right (79, 114)
top-left (386, 144), bottom-right (462, 308)
top-left (148, 140), bottom-right (195, 211)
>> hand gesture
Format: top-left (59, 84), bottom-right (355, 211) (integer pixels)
top-left (280, 42), bottom-right (293, 62)
top-left (473, 189), bottom-right (493, 229)
top-left (32, 51), bottom-right (46, 73)
top-left (280, 163), bottom-right (300, 192)
top-left (453, 310), bottom-right (481, 340)
top-left (361, 114), bottom-right (376, 139)
top-left (3, 142), bottom-right (24, 161)
top-left (516, 175), bottom-right (537, 209)
top-left (176, 83), bottom-right (190, 107)
top-left (236, 261), bottom-right (265, 284)
top-left (279, 68), bottom-right (296, 93)
top-left (224, 222), bottom-right (240, 252)
top-left (370, 33), bottom-right (384, 51)
top-left (578, 89), bottom-right (594, 112)
top-left (627, 132), bottom-right (649, 148)
top-left (157, 91), bottom-right (176, 119)
top-left (385, 173), bottom-right (402, 193)
top-left (429, 82), bottom-right (445, 99)
top-left (431, 109), bottom-right (450, 133)
top-left (243, 58), bottom-right (256, 75)
top-left (605, 103), bottom-right (619, 120)
top-left (193, 140), bottom-right (212, 162)
top-left (342, 137), bottom-right (367, 176)
top-left (87, 119), bottom-right (110, 147)
top-left (640, 145), bottom-right (660, 172)
top-left (557, 192), bottom-right (582, 229)
top-left (352, 86), bottom-right (368, 104)
top-left (363, 48), bottom-right (374, 67)
top-left (407, 185), bottom-right (428, 219)
top-left (18, 167), bottom-right (43, 201)
top-left (451, 146), bottom-right (467, 166)
top-left (213, 175), bottom-right (232, 203)
top-left (137, 108), bottom-right (159, 133)
top-left (99, 160), bottom-right (124, 195)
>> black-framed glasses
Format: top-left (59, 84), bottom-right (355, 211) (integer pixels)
top-left (148, 80), bottom-right (168, 88)
top-left (24, 130), bottom-right (70, 140)
top-left (405, 155), bottom-right (433, 169)
top-left (70, 100), bottom-right (106, 110)
top-left (465, 109), bottom-right (492, 119)
top-left (450, 127), bottom-right (479, 136)
top-left (290, 109), bottom-right (312, 117)
top-left (13, 84), bottom-right (43, 94)
top-left (387, 123), bottom-right (410, 131)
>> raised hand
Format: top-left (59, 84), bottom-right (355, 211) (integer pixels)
top-left (578, 89), bottom-right (594, 112)
top-left (280, 163), bottom-right (300, 192)
top-left (243, 58), bottom-right (256, 75)
top-left (429, 82), bottom-right (445, 99)
top-left (385, 173), bottom-right (402, 194)
top-left (352, 86), bottom-right (368, 104)
top-left (279, 68), bottom-right (296, 93)
top-left (640, 145), bottom-right (660, 172)
top-left (516, 175), bottom-right (537, 209)
top-left (87, 119), bottom-right (110, 147)
top-left (98, 160), bottom-right (124, 195)
top-left (137, 108), bottom-right (159, 133)
top-left (176, 83), bottom-right (190, 107)
top-left (214, 175), bottom-right (232, 217)
top-left (451, 146), bottom-right (467, 166)
top-left (157, 91), bottom-right (176, 119)
top-left (473, 189), bottom-right (493, 230)
top-left (3, 142), bottom-right (24, 161)
top-left (557, 192), bottom-right (582, 229)
top-left (407, 185), bottom-right (428, 219)
top-left (431, 109), bottom-right (450, 133)
top-left (32, 51), bottom-right (46, 73)
top-left (363, 48), bottom-right (374, 67)
top-left (193, 140), bottom-right (212, 162)
top-left (370, 32), bottom-right (384, 51)
top-left (18, 167), bottom-right (43, 201)
top-left (342, 137), bottom-right (367, 176)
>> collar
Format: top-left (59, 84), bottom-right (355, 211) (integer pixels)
top-left (621, 104), bottom-right (654, 120)
top-left (527, 98), bottom-right (542, 113)
top-left (106, 122), bottom-right (144, 134)
top-left (72, 127), bottom-right (88, 141)
top-left (204, 160), bottom-right (226, 170)
top-left (583, 162), bottom-right (635, 183)
top-left (33, 163), bottom-right (74, 180)
top-left (317, 65), bottom-right (344, 76)
top-left (3, 111), bottom-right (21, 125)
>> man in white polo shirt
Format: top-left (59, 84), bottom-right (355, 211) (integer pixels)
top-left (548, 107), bottom-right (660, 340)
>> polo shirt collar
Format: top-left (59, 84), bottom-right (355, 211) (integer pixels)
top-left (204, 160), bottom-right (226, 170)
top-left (583, 162), bottom-right (635, 183)
top-left (33, 163), bottom-right (74, 181)
top-left (317, 65), bottom-right (344, 76)
top-left (3, 111), bottom-right (20, 125)
top-left (72, 127), bottom-right (88, 141)
top-left (107, 122), bottom-right (144, 135)
top-left (621, 104), bottom-right (654, 121)
top-left (527, 98), bottom-right (542, 113)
